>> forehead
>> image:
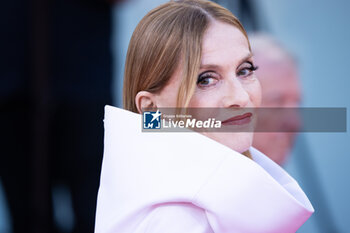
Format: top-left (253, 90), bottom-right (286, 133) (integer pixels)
top-left (201, 21), bottom-right (250, 66)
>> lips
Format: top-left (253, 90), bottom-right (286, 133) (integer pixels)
top-left (221, 112), bottom-right (253, 125)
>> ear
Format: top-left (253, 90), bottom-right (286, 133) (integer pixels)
top-left (135, 91), bottom-right (157, 114)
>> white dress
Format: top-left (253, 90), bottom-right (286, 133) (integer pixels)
top-left (95, 106), bottom-right (314, 233)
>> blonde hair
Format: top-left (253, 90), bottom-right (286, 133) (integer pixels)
top-left (123, 0), bottom-right (250, 112)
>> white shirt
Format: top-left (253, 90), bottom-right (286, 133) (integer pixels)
top-left (95, 106), bottom-right (314, 233)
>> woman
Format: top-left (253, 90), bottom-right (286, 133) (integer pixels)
top-left (95, 0), bottom-right (314, 232)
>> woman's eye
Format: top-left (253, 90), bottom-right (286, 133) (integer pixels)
top-left (197, 73), bottom-right (218, 87)
top-left (237, 62), bottom-right (258, 77)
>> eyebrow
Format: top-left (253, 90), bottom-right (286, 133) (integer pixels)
top-left (199, 52), bottom-right (253, 70)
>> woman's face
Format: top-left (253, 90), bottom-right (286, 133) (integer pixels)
top-left (155, 20), bottom-right (261, 153)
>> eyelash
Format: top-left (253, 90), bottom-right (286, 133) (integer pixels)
top-left (197, 72), bottom-right (217, 86)
top-left (196, 62), bottom-right (258, 87)
top-left (237, 62), bottom-right (258, 77)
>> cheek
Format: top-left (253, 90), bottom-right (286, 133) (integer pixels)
top-left (188, 91), bottom-right (221, 108)
top-left (247, 80), bottom-right (262, 107)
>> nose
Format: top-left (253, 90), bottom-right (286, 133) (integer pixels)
top-left (221, 78), bottom-right (250, 108)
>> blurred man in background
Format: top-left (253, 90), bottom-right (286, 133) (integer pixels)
top-left (250, 34), bottom-right (302, 165)
top-left (250, 33), bottom-right (341, 233)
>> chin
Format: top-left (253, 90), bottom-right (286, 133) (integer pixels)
top-left (204, 132), bottom-right (253, 154)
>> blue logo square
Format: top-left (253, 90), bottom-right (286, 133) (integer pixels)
top-left (143, 110), bottom-right (161, 129)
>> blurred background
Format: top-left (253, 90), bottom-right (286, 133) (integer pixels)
top-left (1, 0), bottom-right (349, 232)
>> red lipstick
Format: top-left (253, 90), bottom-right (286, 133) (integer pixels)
top-left (221, 112), bottom-right (252, 125)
